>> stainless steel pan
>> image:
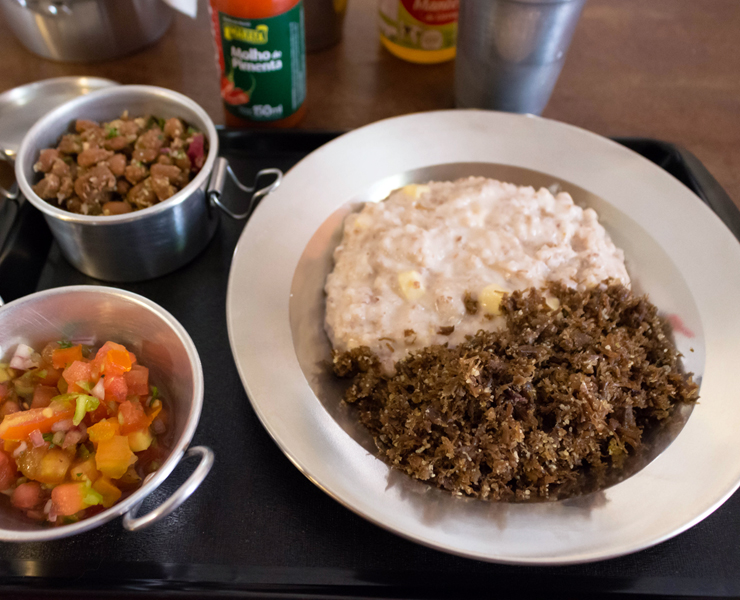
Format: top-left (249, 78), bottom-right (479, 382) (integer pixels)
top-left (14, 85), bottom-right (281, 282)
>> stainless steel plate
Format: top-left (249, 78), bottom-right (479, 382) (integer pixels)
top-left (226, 110), bottom-right (740, 564)
top-left (0, 76), bottom-right (118, 158)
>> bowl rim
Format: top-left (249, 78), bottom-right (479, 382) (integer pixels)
top-left (0, 285), bottom-right (205, 541)
top-left (14, 84), bottom-right (219, 225)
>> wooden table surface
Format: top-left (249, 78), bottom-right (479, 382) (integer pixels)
top-left (0, 0), bottom-right (738, 203)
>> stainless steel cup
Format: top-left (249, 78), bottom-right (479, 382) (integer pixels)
top-left (0, 285), bottom-right (213, 541)
top-left (455, 0), bottom-right (586, 115)
top-left (304, 0), bottom-right (348, 52)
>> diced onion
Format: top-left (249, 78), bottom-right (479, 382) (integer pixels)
top-left (51, 419), bottom-right (73, 432)
top-left (46, 500), bottom-right (58, 522)
top-left (43, 499), bottom-right (52, 514)
top-left (91, 378), bottom-right (105, 400)
top-left (187, 134), bottom-right (205, 170)
top-left (62, 429), bottom-right (83, 449)
top-left (9, 344), bottom-right (36, 371)
top-left (52, 431), bottom-right (65, 446)
top-left (152, 419), bottom-right (166, 435)
top-left (12, 442), bottom-right (27, 458)
top-left (29, 429), bottom-right (45, 448)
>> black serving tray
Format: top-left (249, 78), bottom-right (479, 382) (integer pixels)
top-left (0, 131), bottom-right (738, 600)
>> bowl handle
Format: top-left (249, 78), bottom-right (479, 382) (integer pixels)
top-left (0, 149), bottom-right (19, 202)
top-left (122, 445), bottom-right (214, 532)
top-left (207, 156), bottom-right (282, 220)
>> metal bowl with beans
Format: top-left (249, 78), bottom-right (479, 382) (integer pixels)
top-left (15, 85), bottom-right (281, 283)
top-left (32, 113), bottom-right (208, 217)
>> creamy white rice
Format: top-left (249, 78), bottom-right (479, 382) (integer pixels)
top-left (325, 177), bottom-right (629, 370)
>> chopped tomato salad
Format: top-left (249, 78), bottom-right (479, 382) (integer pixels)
top-left (0, 341), bottom-right (168, 525)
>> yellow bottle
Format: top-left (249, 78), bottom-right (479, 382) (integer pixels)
top-left (378, 0), bottom-right (458, 64)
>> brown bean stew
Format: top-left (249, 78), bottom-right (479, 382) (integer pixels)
top-left (32, 113), bottom-right (208, 216)
top-left (333, 282), bottom-right (699, 501)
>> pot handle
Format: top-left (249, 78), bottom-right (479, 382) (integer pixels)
top-left (207, 156), bottom-right (282, 220)
top-left (122, 445), bottom-right (214, 532)
top-left (0, 149), bottom-right (19, 202)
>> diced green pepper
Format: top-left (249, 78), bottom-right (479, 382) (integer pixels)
top-left (72, 394), bottom-right (99, 426)
top-left (81, 480), bottom-right (103, 507)
top-left (77, 444), bottom-right (91, 461)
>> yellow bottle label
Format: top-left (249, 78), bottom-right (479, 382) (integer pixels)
top-left (378, 0), bottom-right (458, 63)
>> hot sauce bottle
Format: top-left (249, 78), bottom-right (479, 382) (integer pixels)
top-left (209, 0), bottom-right (307, 127)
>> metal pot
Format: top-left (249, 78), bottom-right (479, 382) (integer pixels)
top-left (0, 0), bottom-right (174, 63)
top-left (0, 285), bottom-right (213, 541)
top-left (15, 85), bottom-right (281, 282)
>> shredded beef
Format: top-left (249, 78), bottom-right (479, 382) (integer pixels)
top-left (333, 281), bottom-right (699, 501)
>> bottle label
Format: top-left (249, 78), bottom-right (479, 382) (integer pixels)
top-left (378, 0), bottom-right (458, 51)
top-left (217, 3), bottom-right (306, 122)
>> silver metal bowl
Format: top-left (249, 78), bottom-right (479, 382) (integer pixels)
top-left (15, 85), bottom-right (281, 282)
top-left (0, 0), bottom-right (173, 63)
top-left (15, 85), bottom-right (218, 282)
top-left (0, 285), bottom-right (213, 541)
top-left (14, 85), bottom-right (282, 283)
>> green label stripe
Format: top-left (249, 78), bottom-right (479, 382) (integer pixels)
top-left (219, 2), bottom-right (306, 122)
